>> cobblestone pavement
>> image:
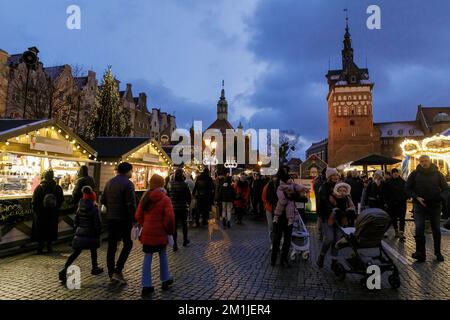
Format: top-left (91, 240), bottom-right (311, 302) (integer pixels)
top-left (0, 217), bottom-right (448, 300)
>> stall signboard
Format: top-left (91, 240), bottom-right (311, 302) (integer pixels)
top-left (30, 136), bottom-right (73, 155)
top-left (300, 155), bottom-right (327, 179)
top-left (0, 198), bottom-right (33, 226)
top-left (142, 153), bottom-right (160, 163)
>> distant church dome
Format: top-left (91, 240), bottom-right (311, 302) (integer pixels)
top-left (433, 112), bottom-right (450, 123)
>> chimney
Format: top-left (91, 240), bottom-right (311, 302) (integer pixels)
top-left (139, 92), bottom-right (147, 109)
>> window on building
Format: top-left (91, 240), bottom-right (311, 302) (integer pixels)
top-left (351, 76), bottom-right (356, 83)
top-left (387, 130), bottom-right (393, 136)
top-left (409, 129), bottom-right (415, 135)
top-left (398, 129), bottom-right (403, 135)
top-left (350, 120), bottom-right (355, 126)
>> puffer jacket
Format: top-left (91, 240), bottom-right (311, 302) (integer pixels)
top-left (168, 180), bottom-right (192, 212)
top-left (234, 180), bottom-right (250, 208)
top-left (72, 199), bottom-right (102, 249)
top-left (406, 163), bottom-right (450, 208)
top-left (274, 181), bottom-right (303, 225)
top-left (218, 178), bottom-right (236, 202)
top-left (135, 188), bottom-right (175, 247)
top-left (101, 174), bottom-right (136, 222)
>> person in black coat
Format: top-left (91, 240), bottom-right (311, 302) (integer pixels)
top-left (72, 165), bottom-right (95, 205)
top-left (384, 169), bottom-right (408, 241)
top-left (101, 162), bottom-right (136, 283)
top-left (406, 155), bottom-right (449, 262)
top-left (168, 168), bottom-right (192, 250)
top-left (251, 173), bottom-right (265, 218)
top-left (32, 170), bottom-right (64, 254)
top-left (218, 174), bottom-right (236, 228)
top-left (192, 167), bottom-right (214, 226)
top-left (59, 186), bottom-right (103, 284)
top-left (364, 170), bottom-right (386, 209)
top-left (344, 170), bottom-right (364, 208)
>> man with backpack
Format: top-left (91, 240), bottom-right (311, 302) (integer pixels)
top-left (32, 170), bottom-right (65, 254)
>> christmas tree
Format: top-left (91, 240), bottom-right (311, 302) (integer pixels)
top-left (85, 67), bottom-right (131, 140)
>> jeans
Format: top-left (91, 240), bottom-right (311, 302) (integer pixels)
top-left (173, 210), bottom-right (188, 246)
top-left (141, 248), bottom-right (170, 288)
top-left (414, 204), bottom-right (442, 255)
top-left (320, 221), bottom-right (343, 258)
top-left (107, 220), bottom-right (133, 277)
top-left (222, 202), bottom-right (233, 222)
top-left (271, 214), bottom-right (293, 263)
top-left (63, 248), bottom-right (98, 271)
top-left (265, 210), bottom-right (274, 242)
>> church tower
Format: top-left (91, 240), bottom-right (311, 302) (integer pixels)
top-left (217, 80), bottom-right (228, 120)
top-left (326, 16), bottom-right (380, 166)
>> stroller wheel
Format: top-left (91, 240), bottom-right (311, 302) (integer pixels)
top-left (334, 263), bottom-right (346, 281)
top-left (290, 252), bottom-right (297, 262)
top-left (388, 274), bottom-right (401, 289)
top-left (302, 251), bottom-right (310, 260)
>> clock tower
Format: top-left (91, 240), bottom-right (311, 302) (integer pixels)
top-left (326, 19), bottom-right (380, 166)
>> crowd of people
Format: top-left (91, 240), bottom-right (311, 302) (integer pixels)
top-left (29, 154), bottom-right (449, 297)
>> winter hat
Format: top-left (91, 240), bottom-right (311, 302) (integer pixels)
top-left (326, 167), bottom-right (339, 180)
top-left (149, 174), bottom-right (165, 190)
top-left (333, 182), bottom-right (351, 196)
top-left (374, 170), bottom-right (384, 178)
top-left (82, 185), bottom-right (97, 201)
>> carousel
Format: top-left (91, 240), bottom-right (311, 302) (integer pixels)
top-left (400, 134), bottom-right (450, 179)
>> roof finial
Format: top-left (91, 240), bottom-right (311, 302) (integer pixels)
top-left (344, 8), bottom-right (349, 32)
top-left (221, 80), bottom-right (225, 99)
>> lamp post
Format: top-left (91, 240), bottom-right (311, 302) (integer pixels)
top-left (203, 138), bottom-right (217, 177)
top-left (225, 157), bottom-right (238, 176)
top-left (20, 47), bottom-right (39, 119)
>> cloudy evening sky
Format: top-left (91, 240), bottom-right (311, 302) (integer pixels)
top-left (1, 0), bottom-right (450, 157)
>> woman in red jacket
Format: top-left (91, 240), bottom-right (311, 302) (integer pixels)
top-left (234, 174), bottom-right (250, 224)
top-left (135, 174), bottom-right (175, 298)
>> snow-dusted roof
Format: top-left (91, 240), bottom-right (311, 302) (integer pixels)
top-left (375, 121), bottom-right (424, 138)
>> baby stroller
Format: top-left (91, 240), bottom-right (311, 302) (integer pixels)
top-left (333, 208), bottom-right (401, 289)
top-left (290, 211), bottom-right (311, 261)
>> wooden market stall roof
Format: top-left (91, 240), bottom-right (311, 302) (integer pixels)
top-left (0, 118), bottom-right (97, 158)
top-left (350, 154), bottom-right (401, 166)
top-left (90, 137), bottom-right (173, 166)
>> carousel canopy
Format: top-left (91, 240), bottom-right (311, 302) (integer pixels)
top-left (351, 154), bottom-right (401, 166)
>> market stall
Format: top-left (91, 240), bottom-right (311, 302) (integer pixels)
top-left (90, 137), bottom-right (173, 193)
top-left (0, 119), bottom-right (97, 253)
top-left (401, 135), bottom-right (450, 179)
top-left (349, 153), bottom-right (401, 173)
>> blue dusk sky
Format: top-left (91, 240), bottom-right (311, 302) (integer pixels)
top-left (1, 0), bottom-right (450, 157)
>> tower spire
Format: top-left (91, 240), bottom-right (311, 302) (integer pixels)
top-left (342, 8), bottom-right (354, 70)
top-left (217, 80), bottom-right (228, 120)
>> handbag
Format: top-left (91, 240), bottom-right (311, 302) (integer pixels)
top-left (131, 224), bottom-right (142, 241)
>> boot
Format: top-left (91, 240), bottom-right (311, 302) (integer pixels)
top-left (227, 221), bottom-right (231, 229)
top-left (316, 254), bottom-right (325, 268)
top-left (412, 236), bottom-right (426, 262)
top-left (183, 239), bottom-right (190, 247)
top-left (141, 286), bottom-right (154, 298)
top-left (91, 266), bottom-right (104, 275)
top-left (58, 270), bottom-right (67, 283)
top-left (433, 234), bottom-right (442, 261)
top-left (330, 259), bottom-right (339, 272)
top-left (161, 278), bottom-right (174, 290)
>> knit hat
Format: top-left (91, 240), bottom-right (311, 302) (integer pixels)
top-left (149, 174), bottom-right (165, 190)
top-left (374, 170), bottom-right (384, 178)
top-left (81, 185), bottom-right (97, 201)
top-left (333, 182), bottom-right (351, 196)
top-left (326, 167), bottom-right (339, 179)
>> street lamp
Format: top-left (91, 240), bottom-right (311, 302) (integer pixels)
top-left (20, 47), bottom-right (39, 119)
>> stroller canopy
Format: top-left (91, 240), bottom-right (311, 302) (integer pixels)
top-left (355, 208), bottom-right (391, 248)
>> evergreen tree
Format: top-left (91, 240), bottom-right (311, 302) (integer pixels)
top-left (85, 67), bottom-right (131, 140)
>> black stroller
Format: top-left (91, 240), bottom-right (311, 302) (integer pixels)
top-left (333, 208), bottom-right (401, 289)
